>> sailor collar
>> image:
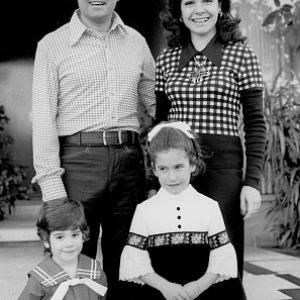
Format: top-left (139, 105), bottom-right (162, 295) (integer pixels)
top-left (29, 254), bottom-right (102, 287)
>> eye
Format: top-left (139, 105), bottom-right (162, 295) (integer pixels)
top-left (55, 235), bottom-right (63, 240)
top-left (158, 167), bottom-right (167, 172)
top-left (182, 0), bottom-right (194, 6)
top-left (72, 230), bottom-right (82, 238)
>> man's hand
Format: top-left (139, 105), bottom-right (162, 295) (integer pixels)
top-left (240, 185), bottom-right (262, 219)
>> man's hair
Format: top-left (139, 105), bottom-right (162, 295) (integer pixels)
top-left (36, 198), bottom-right (89, 253)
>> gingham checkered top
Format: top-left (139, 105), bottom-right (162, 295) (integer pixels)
top-left (155, 41), bottom-right (263, 136)
top-left (32, 10), bottom-right (155, 201)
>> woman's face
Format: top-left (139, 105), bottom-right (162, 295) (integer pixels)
top-left (181, 0), bottom-right (220, 40)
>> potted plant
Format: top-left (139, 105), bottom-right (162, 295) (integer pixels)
top-left (262, 83), bottom-right (300, 248)
top-left (260, 0), bottom-right (300, 248)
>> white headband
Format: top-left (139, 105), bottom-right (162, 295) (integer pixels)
top-left (147, 121), bottom-right (194, 142)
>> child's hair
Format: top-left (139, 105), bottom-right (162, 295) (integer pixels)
top-left (146, 121), bottom-right (205, 177)
top-left (36, 198), bottom-right (89, 254)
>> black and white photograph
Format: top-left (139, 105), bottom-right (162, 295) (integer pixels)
top-left (0, 0), bottom-right (300, 299)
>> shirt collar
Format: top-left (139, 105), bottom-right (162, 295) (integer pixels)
top-left (31, 254), bottom-right (103, 287)
top-left (69, 10), bottom-right (128, 46)
top-left (178, 35), bottom-right (222, 71)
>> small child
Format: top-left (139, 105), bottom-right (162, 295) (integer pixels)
top-left (119, 121), bottom-right (246, 300)
top-left (18, 198), bottom-right (107, 300)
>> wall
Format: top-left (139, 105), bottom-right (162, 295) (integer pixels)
top-left (0, 60), bottom-right (34, 181)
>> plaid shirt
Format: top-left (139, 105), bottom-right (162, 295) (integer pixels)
top-left (32, 10), bottom-right (156, 201)
top-left (155, 36), bottom-right (263, 136)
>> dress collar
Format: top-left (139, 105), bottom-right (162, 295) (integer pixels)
top-left (158, 184), bottom-right (196, 202)
top-left (178, 35), bottom-right (222, 71)
top-left (30, 254), bottom-right (103, 287)
top-left (69, 9), bottom-right (128, 46)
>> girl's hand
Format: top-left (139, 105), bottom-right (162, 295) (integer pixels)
top-left (183, 281), bottom-right (202, 300)
top-left (240, 185), bottom-right (262, 219)
top-left (160, 282), bottom-right (191, 300)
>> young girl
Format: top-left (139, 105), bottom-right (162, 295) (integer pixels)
top-left (119, 121), bottom-right (246, 300)
top-left (18, 198), bottom-right (107, 300)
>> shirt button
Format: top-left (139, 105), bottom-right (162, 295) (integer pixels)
top-left (177, 216), bottom-right (181, 220)
top-left (176, 207), bottom-right (180, 211)
top-left (178, 225), bottom-right (182, 229)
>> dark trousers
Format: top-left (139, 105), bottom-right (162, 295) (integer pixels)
top-left (192, 134), bottom-right (245, 278)
top-left (60, 143), bottom-right (146, 297)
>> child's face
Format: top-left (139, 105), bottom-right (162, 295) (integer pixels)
top-left (48, 229), bottom-right (83, 265)
top-left (153, 148), bottom-right (196, 195)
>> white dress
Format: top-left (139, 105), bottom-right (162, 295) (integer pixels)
top-left (119, 185), bottom-right (246, 300)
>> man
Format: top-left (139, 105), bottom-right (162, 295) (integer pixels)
top-left (31, 0), bottom-right (155, 297)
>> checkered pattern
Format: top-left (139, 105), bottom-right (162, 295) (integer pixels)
top-left (32, 10), bottom-right (155, 201)
top-left (155, 42), bottom-right (263, 136)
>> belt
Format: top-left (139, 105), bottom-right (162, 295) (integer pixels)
top-left (60, 131), bottom-right (139, 146)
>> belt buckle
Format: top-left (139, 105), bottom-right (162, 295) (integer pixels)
top-left (118, 131), bottom-right (122, 145)
top-left (102, 131), bottom-right (107, 146)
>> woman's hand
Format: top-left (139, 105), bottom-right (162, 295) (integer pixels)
top-left (240, 185), bottom-right (262, 219)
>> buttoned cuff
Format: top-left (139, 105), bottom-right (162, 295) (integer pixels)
top-left (39, 177), bottom-right (68, 202)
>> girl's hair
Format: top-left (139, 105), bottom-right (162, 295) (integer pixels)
top-left (36, 198), bottom-right (89, 254)
top-left (146, 122), bottom-right (205, 177)
top-left (160, 0), bottom-right (246, 48)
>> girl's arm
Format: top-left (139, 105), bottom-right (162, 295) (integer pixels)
top-left (183, 273), bottom-right (217, 300)
top-left (141, 272), bottom-right (191, 300)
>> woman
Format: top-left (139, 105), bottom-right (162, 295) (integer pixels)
top-left (155, 0), bottom-right (266, 278)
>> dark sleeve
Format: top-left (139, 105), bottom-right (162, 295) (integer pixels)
top-left (241, 89), bottom-right (266, 190)
top-left (17, 275), bottom-right (45, 300)
top-left (155, 91), bottom-right (171, 124)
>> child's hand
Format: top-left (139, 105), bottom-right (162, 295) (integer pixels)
top-left (160, 282), bottom-right (191, 300)
top-left (183, 281), bottom-right (202, 299)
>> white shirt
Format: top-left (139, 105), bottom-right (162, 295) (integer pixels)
top-left (32, 10), bottom-right (156, 201)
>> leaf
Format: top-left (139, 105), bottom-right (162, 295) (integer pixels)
top-left (277, 127), bottom-right (286, 156)
top-left (262, 10), bottom-right (281, 27)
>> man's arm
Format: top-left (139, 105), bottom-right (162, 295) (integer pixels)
top-left (138, 39), bottom-right (156, 120)
top-left (31, 40), bottom-right (67, 201)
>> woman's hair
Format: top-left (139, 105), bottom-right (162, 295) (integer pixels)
top-left (146, 122), bottom-right (205, 177)
top-left (160, 0), bottom-right (246, 48)
top-left (36, 198), bottom-right (89, 254)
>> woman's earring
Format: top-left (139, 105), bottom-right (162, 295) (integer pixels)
top-left (179, 17), bottom-right (183, 22)
top-left (218, 11), bottom-right (223, 18)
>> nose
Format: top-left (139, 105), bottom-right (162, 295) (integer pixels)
top-left (64, 236), bottom-right (74, 247)
top-left (168, 169), bottom-right (177, 181)
top-left (195, 1), bottom-right (205, 13)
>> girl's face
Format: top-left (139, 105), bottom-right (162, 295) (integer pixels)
top-left (47, 229), bottom-right (83, 266)
top-left (181, 0), bottom-right (220, 40)
top-left (153, 148), bottom-right (196, 195)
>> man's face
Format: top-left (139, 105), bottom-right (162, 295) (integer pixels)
top-left (77, 0), bottom-right (119, 28)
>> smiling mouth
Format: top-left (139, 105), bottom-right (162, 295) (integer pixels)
top-left (89, 1), bottom-right (106, 6)
top-left (192, 17), bottom-right (210, 24)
